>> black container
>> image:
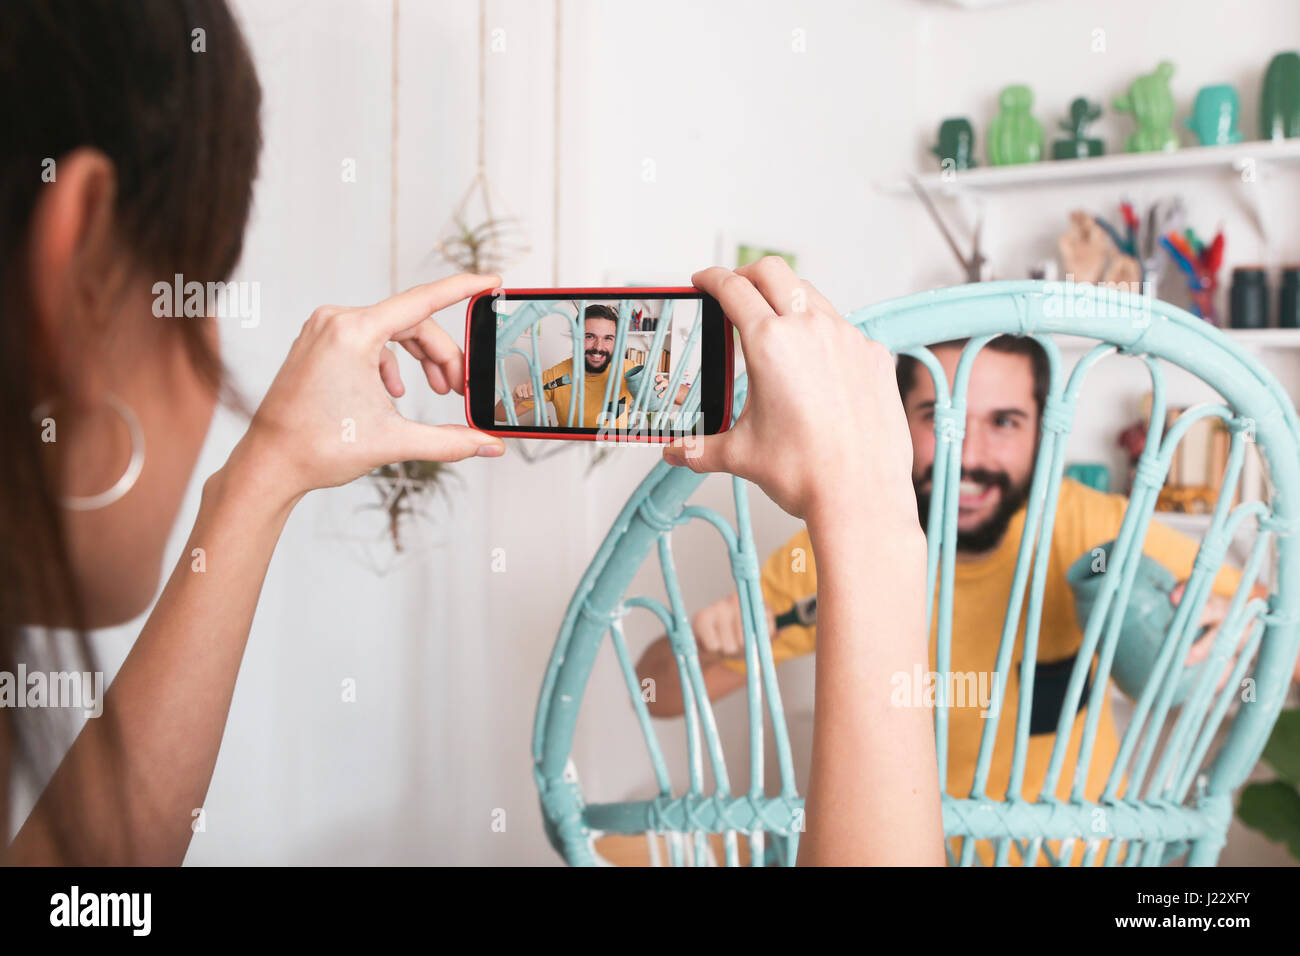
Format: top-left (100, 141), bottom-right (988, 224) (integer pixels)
top-left (1280, 267), bottom-right (1300, 329)
top-left (1230, 268), bottom-right (1269, 329)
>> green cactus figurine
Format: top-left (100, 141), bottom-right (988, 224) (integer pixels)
top-left (1052, 97), bottom-right (1105, 159)
top-left (1114, 61), bottom-right (1180, 153)
top-left (1187, 84), bottom-right (1242, 146)
top-left (932, 117), bottom-right (977, 172)
top-left (1260, 51), bottom-right (1300, 140)
top-left (987, 85), bottom-right (1043, 166)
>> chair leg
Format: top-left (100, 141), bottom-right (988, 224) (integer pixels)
top-left (1186, 833), bottom-right (1225, 866)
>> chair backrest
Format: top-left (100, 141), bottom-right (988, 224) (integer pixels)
top-left (532, 280), bottom-right (1300, 866)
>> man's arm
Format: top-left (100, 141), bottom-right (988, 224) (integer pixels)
top-left (636, 635), bottom-right (747, 718)
top-left (1137, 511), bottom-right (1286, 680)
top-left (636, 591), bottom-right (781, 717)
top-left (495, 381), bottom-right (539, 423)
top-left (653, 372), bottom-right (691, 407)
top-left (637, 590), bottom-right (780, 717)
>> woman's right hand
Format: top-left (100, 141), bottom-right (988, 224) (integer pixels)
top-left (236, 274), bottom-right (507, 503)
top-left (665, 258), bottom-right (917, 528)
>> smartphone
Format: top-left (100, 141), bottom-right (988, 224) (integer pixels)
top-left (465, 287), bottom-right (733, 442)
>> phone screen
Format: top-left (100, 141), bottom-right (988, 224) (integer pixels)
top-left (466, 288), bottom-right (731, 441)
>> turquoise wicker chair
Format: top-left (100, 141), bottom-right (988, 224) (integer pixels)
top-left (532, 281), bottom-right (1300, 866)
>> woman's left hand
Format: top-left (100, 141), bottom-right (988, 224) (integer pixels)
top-left (238, 273), bottom-right (506, 502)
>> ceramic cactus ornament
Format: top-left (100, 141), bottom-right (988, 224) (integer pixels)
top-left (1187, 84), bottom-right (1242, 146)
top-left (1114, 61), bottom-right (1180, 153)
top-left (1260, 51), bottom-right (1300, 140)
top-left (1052, 97), bottom-right (1105, 159)
top-left (987, 85), bottom-right (1043, 165)
top-left (932, 117), bottom-right (977, 171)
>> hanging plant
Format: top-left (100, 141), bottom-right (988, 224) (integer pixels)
top-left (432, 0), bottom-right (530, 277)
top-left (436, 209), bottom-right (530, 275)
top-left (361, 0), bottom-right (536, 550)
top-left (364, 459), bottom-right (460, 554)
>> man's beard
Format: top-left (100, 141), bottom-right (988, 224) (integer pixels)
top-left (584, 349), bottom-right (611, 374)
top-left (914, 465), bottom-right (1032, 554)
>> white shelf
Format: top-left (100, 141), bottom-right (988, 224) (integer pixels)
top-left (1051, 328), bottom-right (1300, 353)
top-left (877, 139), bottom-right (1300, 195)
top-left (1152, 511), bottom-right (1214, 535)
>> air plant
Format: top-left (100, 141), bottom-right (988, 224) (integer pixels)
top-left (364, 460), bottom-right (460, 553)
top-left (435, 214), bottom-right (530, 275)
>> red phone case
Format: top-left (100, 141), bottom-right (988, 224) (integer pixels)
top-left (464, 286), bottom-right (734, 443)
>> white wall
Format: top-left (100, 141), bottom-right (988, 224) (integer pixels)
top-left (57, 0), bottom-right (1299, 865)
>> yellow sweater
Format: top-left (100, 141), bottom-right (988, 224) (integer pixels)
top-left (518, 357), bottom-right (636, 428)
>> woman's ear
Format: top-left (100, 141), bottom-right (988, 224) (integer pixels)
top-left (25, 147), bottom-right (120, 406)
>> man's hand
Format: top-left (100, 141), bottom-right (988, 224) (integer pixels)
top-left (692, 592), bottom-right (776, 660)
top-left (1171, 582), bottom-right (1300, 689)
top-left (513, 381), bottom-right (534, 402)
top-left (654, 372), bottom-right (690, 406)
top-left (1179, 587), bottom-right (1234, 691)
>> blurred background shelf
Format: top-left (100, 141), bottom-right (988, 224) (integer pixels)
top-left (878, 139), bottom-right (1300, 195)
top-left (1050, 328), bottom-right (1300, 353)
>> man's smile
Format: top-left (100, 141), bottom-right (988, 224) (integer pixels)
top-left (957, 478), bottom-right (999, 513)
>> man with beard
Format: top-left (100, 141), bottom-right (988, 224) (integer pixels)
top-left (497, 303), bottom-right (684, 428)
top-left (637, 335), bottom-right (1275, 863)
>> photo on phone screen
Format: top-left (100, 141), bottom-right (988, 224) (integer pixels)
top-left (466, 289), bottom-right (731, 442)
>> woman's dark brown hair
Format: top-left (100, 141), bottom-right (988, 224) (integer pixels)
top-left (0, 0), bottom-right (261, 858)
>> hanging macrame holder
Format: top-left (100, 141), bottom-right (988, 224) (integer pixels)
top-left (433, 0), bottom-right (530, 276)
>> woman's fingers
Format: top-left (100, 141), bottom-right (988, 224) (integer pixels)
top-left (691, 266), bottom-right (775, 336)
top-left (395, 318), bottom-right (465, 394)
top-left (735, 256), bottom-right (838, 321)
top-left (799, 279), bottom-right (840, 318)
top-left (363, 273), bottom-right (501, 344)
top-left (397, 337), bottom-right (452, 394)
top-left (378, 344), bottom-right (405, 398)
top-left (429, 363), bottom-right (451, 394)
top-left (663, 428), bottom-right (740, 476)
top-left (388, 421), bottom-right (505, 463)
top-left (736, 256), bottom-right (811, 317)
